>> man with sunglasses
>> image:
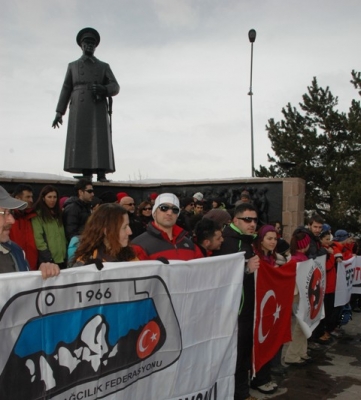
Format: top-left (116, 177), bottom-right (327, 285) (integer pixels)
top-left (63, 179), bottom-right (94, 241)
top-left (119, 196), bottom-right (143, 239)
top-left (0, 186), bottom-right (60, 278)
top-left (132, 193), bottom-right (203, 261)
top-left (214, 203), bottom-right (262, 400)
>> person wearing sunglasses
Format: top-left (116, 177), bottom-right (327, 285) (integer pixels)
top-left (0, 186), bottom-right (60, 279)
top-left (214, 202), bottom-right (262, 400)
top-left (137, 201), bottom-right (154, 232)
top-left (63, 179), bottom-right (94, 242)
top-left (119, 196), bottom-right (143, 240)
top-left (132, 193), bottom-right (203, 261)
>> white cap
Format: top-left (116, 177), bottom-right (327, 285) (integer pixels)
top-left (152, 193), bottom-right (180, 215)
top-left (193, 192), bottom-right (203, 202)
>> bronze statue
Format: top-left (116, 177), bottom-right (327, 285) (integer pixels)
top-left (52, 27), bottom-right (120, 182)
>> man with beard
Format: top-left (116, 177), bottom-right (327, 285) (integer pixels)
top-left (193, 218), bottom-right (224, 257)
top-left (0, 186), bottom-right (59, 278)
top-left (63, 179), bottom-right (94, 241)
top-left (296, 215), bottom-right (328, 259)
top-left (9, 184), bottom-right (38, 270)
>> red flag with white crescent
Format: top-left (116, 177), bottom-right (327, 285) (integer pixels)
top-left (136, 321), bottom-right (161, 359)
top-left (253, 259), bottom-right (296, 374)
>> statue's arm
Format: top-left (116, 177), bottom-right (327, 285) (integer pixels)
top-left (104, 64), bottom-right (120, 96)
top-left (92, 63), bottom-right (120, 99)
top-left (52, 64), bottom-right (73, 128)
top-left (52, 112), bottom-right (63, 128)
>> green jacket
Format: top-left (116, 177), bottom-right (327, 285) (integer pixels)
top-left (31, 212), bottom-right (67, 264)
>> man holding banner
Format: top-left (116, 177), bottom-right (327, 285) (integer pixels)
top-left (215, 203), bottom-right (261, 400)
top-left (0, 186), bottom-right (60, 279)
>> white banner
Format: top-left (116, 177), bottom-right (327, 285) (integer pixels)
top-left (294, 256), bottom-right (326, 338)
top-left (351, 256), bottom-right (361, 295)
top-left (335, 256), bottom-right (356, 306)
top-left (0, 253), bottom-right (244, 400)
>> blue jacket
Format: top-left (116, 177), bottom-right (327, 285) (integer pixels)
top-left (2, 241), bottom-right (30, 272)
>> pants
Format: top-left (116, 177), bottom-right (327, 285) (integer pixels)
top-left (284, 319), bottom-right (308, 363)
top-left (234, 317), bottom-right (253, 400)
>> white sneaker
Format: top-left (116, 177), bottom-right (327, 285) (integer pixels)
top-left (270, 381), bottom-right (278, 389)
top-left (252, 381), bottom-right (276, 394)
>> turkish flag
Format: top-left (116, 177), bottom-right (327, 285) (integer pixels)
top-left (253, 259), bottom-right (297, 374)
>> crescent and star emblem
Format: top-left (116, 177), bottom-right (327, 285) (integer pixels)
top-left (136, 321), bottom-right (161, 359)
top-left (258, 289), bottom-right (281, 343)
top-left (138, 329), bottom-right (157, 352)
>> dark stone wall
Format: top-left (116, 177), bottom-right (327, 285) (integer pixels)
top-left (1, 179), bottom-right (283, 225)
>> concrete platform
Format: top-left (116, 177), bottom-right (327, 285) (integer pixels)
top-left (251, 311), bottom-right (361, 399)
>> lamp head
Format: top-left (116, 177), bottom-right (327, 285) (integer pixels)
top-left (248, 29), bottom-right (256, 43)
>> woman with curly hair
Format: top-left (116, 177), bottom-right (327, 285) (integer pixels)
top-left (74, 203), bottom-right (137, 265)
top-left (32, 185), bottom-right (67, 269)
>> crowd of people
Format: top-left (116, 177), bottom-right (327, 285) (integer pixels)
top-left (0, 181), bottom-right (360, 400)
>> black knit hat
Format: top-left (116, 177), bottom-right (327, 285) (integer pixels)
top-left (276, 238), bottom-right (290, 255)
top-left (181, 197), bottom-right (194, 208)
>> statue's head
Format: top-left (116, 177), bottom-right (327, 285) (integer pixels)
top-left (76, 27), bottom-right (100, 56)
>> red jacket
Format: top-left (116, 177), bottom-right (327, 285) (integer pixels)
top-left (9, 209), bottom-right (38, 270)
top-left (322, 246), bottom-right (336, 294)
top-left (332, 241), bottom-right (354, 261)
top-left (132, 222), bottom-right (204, 261)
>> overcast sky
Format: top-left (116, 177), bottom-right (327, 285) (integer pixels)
top-left (1, 0), bottom-right (360, 182)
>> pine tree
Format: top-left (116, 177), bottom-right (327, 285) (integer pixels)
top-left (256, 71), bottom-right (361, 232)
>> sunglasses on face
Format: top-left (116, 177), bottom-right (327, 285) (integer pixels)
top-left (84, 189), bottom-right (94, 194)
top-left (236, 217), bottom-right (258, 223)
top-left (124, 203), bottom-right (135, 206)
top-left (143, 207), bottom-right (152, 211)
top-left (159, 204), bottom-right (180, 214)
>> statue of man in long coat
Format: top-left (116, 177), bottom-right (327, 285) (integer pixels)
top-left (52, 27), bottom-right (119, 182)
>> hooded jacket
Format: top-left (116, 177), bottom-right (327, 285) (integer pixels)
top-left (9, 208), bottom-right (38, 270)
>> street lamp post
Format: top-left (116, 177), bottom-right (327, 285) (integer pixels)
top-left (248, 29), bottom-right (256, 177)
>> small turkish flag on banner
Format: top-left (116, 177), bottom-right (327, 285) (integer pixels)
top-left (253, 259), bottom-right (297, 374)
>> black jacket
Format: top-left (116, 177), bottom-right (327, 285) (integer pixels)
top-left (128, 212), bottom-right (144, 240)
top-left (296, 226), bottom-right (328, 259)
top-left (63, 197), bottom-right (92, 242)
top-left (214, 225), bottom-right (256, 320)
